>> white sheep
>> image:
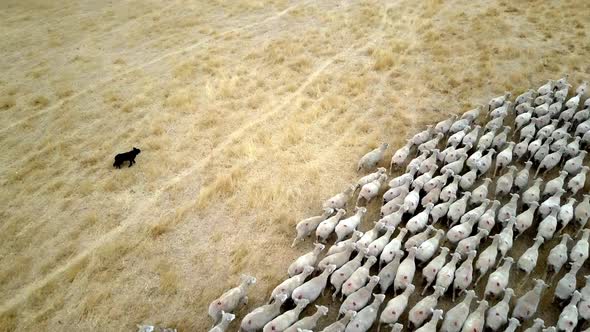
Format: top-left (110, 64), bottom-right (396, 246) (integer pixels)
top-left (453, 250), bottom-right (477, 301)
top-left (288, 243), bottom-right (325, 276)
top-left (358, 143), bottom-right (389, 172)
top-left (535, 146), bottom-right (564, 177)
top-left (504, 318), bottom-right (520, 332)
top-left (415, 309), bottom-right (444, 332)
top-left (462, 105), bottom-right (482, 121)
top-left (210, 311), bottom-right (235, 332)
top-left (557, 198), bottom-right (576, 233)
top-left (489, 92), bottom-right (511, 110)
top-left (394, 247), bottom-right (417, 294)
top-left (339, 276), bottom-right (379, 317)
top-left (498, 193), bottom-right (519, 225)
top-left (242, 294), bottom-right (289, 331)
top-left (490, 101), bottom-right (512, 119)
top-left (416, 229), bottom-right (445, 263)
top-left (357, 174), bottom-right (388, 205)
top-left (537, 206), bottom-right (559, 240)
top-left (322, 311), bottom-right (356, 332)
top-left (513, 279), bottom-right (548, 321)
top-left (494, 144), bottom-right (515, 178)
top-left (517, 236), bottom-right (544, 281)
top-left (554, 262), bottom-right (582, 302)
top-left (514, 161), bottom-right (532, 191)
top-left (570, 228), bottom-right (589, 264)
top-left (447, 126), bottom-right (471, 147)
top-left (323, 186), bottom-right (356, 210)
top-left (567, 165), bottom-right (589, 195)
top-left (209, 275), bottom-right (257, 325)
top-left (378, 249), bottom-right (404, 293)
top-left (342, 256), bottom-right (377, 297)
top-left (522, 178), bottom-right (543, 206)
top-left (441, 289), bottom-right (476, 332)
top-left (269, 267), bottom-right (314, 303)
top-left (447, 192), bottom-right (472, 227)
top-left (471, 179), bottom-right (492, 205)
top-left (357, 167), bottom-right (387, 189)
top-left (494, 165), bottom-right (517, 197)
top-left (524, 319), bottom-right (545, 332)
top-left (263, 299), bottom-right (309, 332)
top-left (492, 126), bottom-right (511, 150)
top-left (485, 288), bottom-right (514, 331)
top-left (455, 228), bottom-right (488, 258)
top-left (379, 284), bottom-right (415, 328)
top-left (367, 226), bottom-right (396, 257)
top-left (440, 175), bottom-right (461, 202)
top-left (514, 136), bottom-right (533, 160)
top-left (380, 229), bottom-right (408, 267)
top-left (515, 202), bottom-right (539, 238)
top-left (484, 257), bottom-right (513, 299)
top-left (564, 150), bottom-right (587, 175)
top-left (410, 126), bottom-right (435, 146)
top-left (316, 209), bottom-right (347, 243)
top-left (431, 195), bottom-right (457, 225)
top-left (292, 208), bottom-right (334, 247)
top-left (284, 305), bottom-right (329, 332)
top-left (335, 208), bottom-right (368, 243)
top-left (433, 252), bottom-right (462, 295)
top-left (475, 149), bottom-right (496, 175)
top-left (557, 291), bottom-right (581, 332)
top-left (543, 171), bottom-right (567, 197)
top-left (474, 235), bottom-right (500, 285)
top-left (436, 115), bottom-right (458, 134)
top-left (546, 234), bottom-right (572, 280)
top-left (405, 226), bottom-right (436, 250)
top-left (422, 247), bottom-right (450, 293)
top-left (346, 294), bottom-right (385, 332)
top-left (292, 265), bottom-right (336, 302)
top-left (460, 300), bottom-right (488, 332)
top-left (390, 142), bottom-right (413, 171)
top-left (462, 126), bottom-right (481, 147)
top-left (327, 230), bottom-right (363, 256)
top-left (575, 194), bottom-right (590, 235)
top-left (331, 249), bottom-right (366, 300)
top-left (318, 242), bottom-right (355, 271)
top-left (407, 203), bottom-right (435, 234)
top-left (539, 189), bottom-right (565, 219)
top-left (408, 285), bottom-right (445, 329)
top-left (478, 128), bottom-right (497, 150)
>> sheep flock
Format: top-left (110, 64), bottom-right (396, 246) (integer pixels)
top-left (205, 77), bottom-right (590, 332)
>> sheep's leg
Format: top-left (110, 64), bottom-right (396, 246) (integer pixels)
top-left (474, 271), bottom-right (486, 286)
top-left (534, 167), bottom-right (541, 178)
top-left (452, 288), bottom-right (456, 302)
top-left (421, 282), bottom-right (432, 296)
top-left (332, 288), bottom-right (340, 301)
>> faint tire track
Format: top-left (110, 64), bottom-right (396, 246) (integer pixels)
top-left (0, 0), bottom-right (309, 135)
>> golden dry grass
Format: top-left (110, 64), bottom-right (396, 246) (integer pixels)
top-left (1, 0), bottom-right (590, 331)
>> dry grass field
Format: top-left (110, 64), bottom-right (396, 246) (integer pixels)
top-left (1, 0), bottom-right (590, 331)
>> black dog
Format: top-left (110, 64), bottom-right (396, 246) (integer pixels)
top-left (113, 147), bottom-right (141, 168)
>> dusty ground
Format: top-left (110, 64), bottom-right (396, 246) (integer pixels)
top-left (1, 0), bottom-right (590, 331)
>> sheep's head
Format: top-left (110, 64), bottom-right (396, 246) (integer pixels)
top-left (315, 305), bottom-right (329, 315)
top-left (221, 311), bottom-right (236, 322)
top-left (241, 274), bottom-right (257, 286)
